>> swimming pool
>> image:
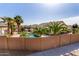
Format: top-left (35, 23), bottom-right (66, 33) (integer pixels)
top-left (26, 33), bottom-right (40, 38)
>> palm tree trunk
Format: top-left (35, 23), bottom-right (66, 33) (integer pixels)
top-left (17, 24), bottom-right (20, 32)
top-left (7, 22), bottom-right (9, 34)
top-left (11, 25), bottom-right (13, 35)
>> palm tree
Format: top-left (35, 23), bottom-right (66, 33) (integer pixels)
top-left (14, 15), bottom-right (23, 33)
top-left (33, 27), bottom-right (43, 36)
top-left (48, 22), bottom-right (69, 35)
top-left (33, 26), bottom-right (50, 37)
top-left (10, 20), bottom-right (16, 35)
top-left (33, 22), bottom-right (70, 36)
top-left (40, 27), bottom-right (49, 35)
top-left (1, 17), bottom-right (14, 35)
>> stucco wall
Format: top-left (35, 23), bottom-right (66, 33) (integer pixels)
top-left (0, 34), bottom-right (79, 51)
top-left (7, 37), bottom-right (25, 50)
top-left (0, 36), bottom-right (7, 49)
top-left (60, 34), bottom-right (71, 46)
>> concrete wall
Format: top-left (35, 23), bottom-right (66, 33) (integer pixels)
top-left (0, 34), bottom-right (79, 51)
top-left (60, 34), bottom-right (71, 46)
top-left (7, 37), bottom-right (25, 50)
top-left (25, 38), bottom-right (41, 51)
top-left (17, 34), bottom-right (79, 51)
top-left (25, 36), bottom-right (60, 51)
top-left (70, 34), bottom-right (79, 43)
top-left (41, 36), bottom-right (60, 50)
top-left (0, 36), bottom-right (7, 49)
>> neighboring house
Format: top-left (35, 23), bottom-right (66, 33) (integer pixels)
top-left (23, 25), bottom-right (33, 32)
top-left (0, 21), bottom-right (7, 36)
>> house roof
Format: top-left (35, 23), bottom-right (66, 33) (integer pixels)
top-left (0, 21), bottom-right (7, 27)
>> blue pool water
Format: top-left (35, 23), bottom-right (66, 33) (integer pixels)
top-left (29, 34), bottom-right (36, 38)
top-left (26, 33), bottom-right (39, 38)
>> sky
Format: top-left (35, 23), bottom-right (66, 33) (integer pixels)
top-left (0, 3), bottom-right (79, 25)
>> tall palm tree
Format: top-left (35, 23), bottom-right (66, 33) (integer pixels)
top-left (1, 17), bottom-right (14, 34)
top-left (14, 15), bottom-right (23, 33)
top-left (48, 22), bottom-right (69, 35)
top-left (10, 20), bottom-right (16, 35)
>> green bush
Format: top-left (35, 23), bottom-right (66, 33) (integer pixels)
top-left (19, 31), bottom-right (28, 38)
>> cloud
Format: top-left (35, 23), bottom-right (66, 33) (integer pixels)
top-left (55, 16), bottom-right (79, 25)
top-left (25, 16), bottom-right (79, 25)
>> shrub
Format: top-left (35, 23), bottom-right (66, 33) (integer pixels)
top-left (20, 31), bottom-right (28, 38)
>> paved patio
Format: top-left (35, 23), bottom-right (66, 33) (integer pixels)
top-left (28, 43), bottom-right (79, 56)
top-left (0, 43), bottom-right (79, 56)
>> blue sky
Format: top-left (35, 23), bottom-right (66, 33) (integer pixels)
top-left (0, 3), bottom-right (79, 25)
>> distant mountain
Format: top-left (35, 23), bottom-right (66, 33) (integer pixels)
top-left (24, 21), bottom-right (67, 29)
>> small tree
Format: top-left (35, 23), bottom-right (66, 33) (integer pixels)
top-left (33, 27), bottom-right (43, 36)
top-left (72, 24), bottom-right (78, 34)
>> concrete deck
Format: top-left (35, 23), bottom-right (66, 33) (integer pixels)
top-left (29, 43), bottom-right (79, 56)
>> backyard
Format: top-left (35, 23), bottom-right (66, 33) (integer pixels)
top-left (0, 15), bottom-right (78, 56)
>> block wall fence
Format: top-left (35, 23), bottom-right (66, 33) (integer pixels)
top-left (0, 34), bottom-right (79, 51)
